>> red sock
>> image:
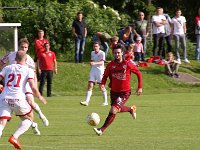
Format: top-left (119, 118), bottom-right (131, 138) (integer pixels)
top-left (101, 113), bottom-right (116, 132)
top-left (120, 106), bottom-right (131, 112)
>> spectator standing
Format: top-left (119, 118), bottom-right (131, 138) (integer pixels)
top-left (38, 43), bottom-right (57, 97)
top-left (134, 36), bottom-right (144, 62)
top-left (152, 7), bottom-right (167, 58)
top-left (72, 11), bottom-right (87, 63)
top-left (133, 11), bottom-right (149, 61)
top-left (0, 51), bottom-right (46, 150)
top-left (93, 32), bottom-right (111, 58)
top-left (195, 7), bottom-right (200, 60)
top-left (93, 44), bottom-right (142, 136)
top-left (80, 42), bottom-right (108, 106)
top-left (34, 30), bottom-right (49, 62)
top-left (159, 11), bottom-right (173, 59)
top-left (171, 9), bottom-right (190, 63)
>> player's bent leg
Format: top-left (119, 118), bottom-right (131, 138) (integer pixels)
top-left (26, 95), bottom-right (49, 126)
top-left (94, 106), bottom-right (119, 136)
top-left (9, 114), bottom-right (33, 149)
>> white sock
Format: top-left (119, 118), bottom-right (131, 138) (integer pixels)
top-left (13, 119), bottom-right (32, 139)
top-left (33, 103), bottom-right (45, 118)
top-left (31, 122), bottom-right (37, 128)
top-left (85, 90), bottom-right (92, 103)
top-left (102, 90), bottom-right (108, 103)
top-left (0, 124), bottom-right (5, 138)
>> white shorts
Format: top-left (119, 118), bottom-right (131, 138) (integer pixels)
top-left (89, 69), bottom-right (104, 84)
top-left (0, 98), bottom-right (32, 120)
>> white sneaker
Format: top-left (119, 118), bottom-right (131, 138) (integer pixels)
top-left (130, 105), bottom-right (137, 119)
top-left (39, 114), bottom-right (49, 126)
top-left (80, 101), bottom-right (88, 106)
top-left (183, 58), bottom-right (190, 63)
top-left (101, 102), bottom-right (108, 106)
top-left (177, 58), bottom-right (181, 64)
top-left (32, 123), bottom-right (41, 135)
top-left (93, 128), bottom-right (103, 136)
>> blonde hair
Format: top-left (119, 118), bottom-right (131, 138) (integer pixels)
top-left (111, 36), bottom-right (119, 42)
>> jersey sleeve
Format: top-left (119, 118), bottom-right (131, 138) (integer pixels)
top-left (27, 68), bottom-right (35, 80)
top-left (128, 62), bottom-right (142, 88)
top-left (101, 51), bottom-right (105, 61)
top-left (26, 55), bottom-right (36, 70)
top-left (101, 62), bottom-right (111, 85)
top-left (0, 52), bottom-right (11, 64)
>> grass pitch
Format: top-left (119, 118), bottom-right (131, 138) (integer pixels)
top-left (1, 93), bottom-right (200, 150)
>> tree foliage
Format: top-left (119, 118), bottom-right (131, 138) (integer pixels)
top-left (0, 0), bottom-right (128, 61)
top-left (0, 0), bottom-right (199, 61)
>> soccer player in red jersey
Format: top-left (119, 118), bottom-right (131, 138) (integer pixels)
top-left (94, 44), bottom-right (142, 136)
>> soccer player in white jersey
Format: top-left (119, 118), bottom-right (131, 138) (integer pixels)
top-left (0, 50), bottom-right (46, 150)
top-left (0, 38), bottom-right (49, 135)
top-left (80, 42), bottom-right (108, 106)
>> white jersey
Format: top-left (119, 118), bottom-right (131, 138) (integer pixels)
top-left (152, 15), bottom-right (166, 34)
top-left (0, 51), bottom-right (35, 70)
top-left (171, 16), bottom-right (186, 35)
top-left (91, 50), bottom-right (105, 72)
top-left (0, 64), bottom-right (34, 99)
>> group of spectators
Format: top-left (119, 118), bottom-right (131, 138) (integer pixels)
top-left (72, 7), bottom-right (200, 77)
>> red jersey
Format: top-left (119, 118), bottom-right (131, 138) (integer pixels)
top-left (38, 51), bottom-right (56, 70)
top-left (34, 38), bottom-right (49, 58)
top-left (101, 60), bottom-right (142, 92)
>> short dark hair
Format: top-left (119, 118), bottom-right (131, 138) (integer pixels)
top-left (77, 11), bottom-right (84, 16)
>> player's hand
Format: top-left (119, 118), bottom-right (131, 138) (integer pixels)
top-left (38, 69), bottom-right (41, 75)
top-left (90, 62), bottom-right (95, 66)
top-left (136, 88), bottom-right (142, 96)
top-left (39, 95), bottom-right (47, 104)
top-left (100, 84), bottom-right (105, 91)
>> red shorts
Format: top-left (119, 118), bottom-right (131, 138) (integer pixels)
top-left (110, 91), bottom-right (131, 110)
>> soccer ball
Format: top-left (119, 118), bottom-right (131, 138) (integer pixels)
top-left (86, 112), bottom-right (100, 126)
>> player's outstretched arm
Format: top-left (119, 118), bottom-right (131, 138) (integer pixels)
top-left (28, 79), bottom-right (47, 104)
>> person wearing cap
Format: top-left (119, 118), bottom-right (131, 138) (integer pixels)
top-left (134, 36), bottom-right (144, 62)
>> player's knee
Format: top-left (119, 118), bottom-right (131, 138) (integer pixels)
top-left (110, 105), bottom-right (119, 114)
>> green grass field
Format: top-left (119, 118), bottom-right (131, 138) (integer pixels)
top-left (0, 52), bottom-right (200, 150)
top-left (1, 93), bottom-right (200, 150)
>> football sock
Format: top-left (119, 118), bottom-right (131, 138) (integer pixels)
top-left (13, 119), bottom-right (32, 139)
top-left (33, 103), bottom-right (45, 118)
top-left (101, 113), bottom-right (116, 132)
top-left (85, 90), bottom-right (92, 103)
top-left (0, 124), bottom-right (5, 137)
top-left (120, 106), bottom-right (131, 112)
top-left (102, 90), bottom-right (108, 103)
